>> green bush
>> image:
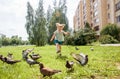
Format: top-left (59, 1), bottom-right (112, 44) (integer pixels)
top-left (100, 24), bottom-right (120, 42)
top-left (99, 35), bottom-right (119, 44)
top-left (73, 28), bottom-right (96, 45)
top-left (64, 29), bottom-right (96, 46)
top-left (64, 35), bottom-right (74, 45)
top-left (64, 22), bottom-right (97, 45)
top-left (74, 30), bottom-right (87, 45)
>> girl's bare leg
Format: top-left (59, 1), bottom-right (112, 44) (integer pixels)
top-left (56, 43), bottom-right (59, 51)
top-left (57, 44), bottom-right (61, 56)
top-left (56, 43), bottom-right (61, 53)
top-left (59, 45), bottom-right (61, 52)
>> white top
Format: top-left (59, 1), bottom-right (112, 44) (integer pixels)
top-left (54, 30), bottom-right (64, 41)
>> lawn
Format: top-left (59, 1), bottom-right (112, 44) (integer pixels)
top-left (0, 45), bottom-right (120, 79)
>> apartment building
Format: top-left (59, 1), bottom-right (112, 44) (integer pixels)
top-left (74, 0), bottom-right (120, 35)
top-left (115, 0), bottom-right (120, 26)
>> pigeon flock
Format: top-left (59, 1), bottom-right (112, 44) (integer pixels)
top-left (0, 47), bottom-right (89, 78)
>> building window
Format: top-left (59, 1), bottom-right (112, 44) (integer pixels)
top-left (108, 13), bottom-right (110, 19)
top-left (94, 18), bottom-right (99, 23)
top-left (90, 11), bottom-right (92, 14)
top-left (94, 26), bottom-right (99, 31)
top-left (116, 15), bottom-right (120, 23)
top-left (93, 2), bottom-right (98, 11)
top-left (91, 23), bottom-right (93, 27)
top-left (84, 21), bottom-right (86, 25)
top-left (83, 0), bottom-right (86, 5)
top-left (96, 19), bottom-right (99, 23)
top-left (116, 1), bottom-right (120, 11)
top-left (94, 11), bottom-right (98, 17)
top-left (94, 2), bottom-right (98, 8)
top-left (108, 4), bottom-right (110, 9)
top-left (83, 5), bottom-right (86, 10)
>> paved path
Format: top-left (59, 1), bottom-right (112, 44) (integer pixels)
top-left (100, 44), bottom-right (120, 46)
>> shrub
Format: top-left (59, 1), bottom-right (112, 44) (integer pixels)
top-left (64, 35), bottom-right (75, 45)
top-left (64, 22), bottom-right (97, 45)
top-left (74, 29), bottom-right (96, 45)
top-left (100, 24), bottom-right (120, 41)
top-left (99, 35), bottom-right (119, 44)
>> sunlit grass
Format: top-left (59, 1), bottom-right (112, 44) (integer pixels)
top-left (0, 45), bottom-right (120, 79)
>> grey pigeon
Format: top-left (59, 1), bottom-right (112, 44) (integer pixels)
top-left (4, 57), bottom-right (21, 65)
top-left (71, 53), bottom-right (88, 66)
top-left (25, 57), bottom-right (39, 66)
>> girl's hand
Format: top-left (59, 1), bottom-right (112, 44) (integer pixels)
top-left (67, 32), bottom-right (70, 35)
top-left (50, 39), bottom-right (53, 42)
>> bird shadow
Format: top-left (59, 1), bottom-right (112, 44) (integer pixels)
top-left (56, 55), bottom-right (68, 60)
top-left (66, 68), bottom-right (74, 73)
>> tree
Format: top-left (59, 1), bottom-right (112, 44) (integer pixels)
top-left (0, 37), bottom-right (2, 47)
top-left (33, 0), bottom-right (47, 46)
top-left (10, 35), bottom-right (23, 45)
top-left (84, 22), bottom-right (92, 32)
top-left (46, 5), bottom-right (53, 43)
top-left (25, 0), bottom-right (47, 46)
top-left (59, 0), bottom-right (67, 14)
top-left (1, 36), bottom-right (11, 46)
top-left (25, 2), bottom-right (34, 44)
top-left (53, 0), bottom-right (57, 9)
top-left (46, 5), bottom-right (52, 26)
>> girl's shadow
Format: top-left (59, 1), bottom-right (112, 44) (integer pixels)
top-left (56, 55), bottom-right (68, 60)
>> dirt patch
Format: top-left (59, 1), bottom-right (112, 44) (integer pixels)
top-left (111, 76), bottom-right (120, 79)
top-left (115, 63), bottom-right (120, 70)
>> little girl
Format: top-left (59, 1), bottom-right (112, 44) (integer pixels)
top-left (50, 23), bottom-right (69, 56)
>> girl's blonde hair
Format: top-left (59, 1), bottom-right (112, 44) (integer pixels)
top-left (56, 23), bottom-right (65, 28)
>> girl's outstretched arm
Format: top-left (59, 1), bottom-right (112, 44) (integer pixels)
top-left (50, 33), bottom-right (55, 42)
top-left (63, 31), bottom-right (69, 35)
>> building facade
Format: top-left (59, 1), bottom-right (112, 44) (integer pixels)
top-left (115, 0), bottom-right (120, 26)
top-left (74, 0), bottom-right (120, 34)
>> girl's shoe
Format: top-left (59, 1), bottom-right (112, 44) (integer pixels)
top-left (59, 53), bottom-right (62, 56)
top-left (56, 50), bottom-right (62, 56)
top-left (56, 50), bottom-right (61, 53)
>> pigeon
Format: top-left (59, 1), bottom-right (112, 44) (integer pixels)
top-left (25, 48), bottom-right (34, 53)
top-left (22, 48), bottom-right (34, 60)
top-left (25, 57), bottom-right (39, 66)
top-left (39, 63), bottom-right (61, 78)
top-left (71, 53), bottom-right (88, 66)
top-left (0, 55), bottom-right (6, 63)
top-left (65, 60), bottom-right (74, 70)
top-left (90, 47), bottom-right (94, 51)
top-left (75, 47), bottom-right (79, 50)
top-left (4, 57), bottom-right (21, 65)
top-left (22, 50), bottom-right (28, 60)
top-left (29, 54), bottom-right (41, 60)
top-left (7, 53), bottom-right (13, 59)
top-left (32, 52), bottom-right (39, 56)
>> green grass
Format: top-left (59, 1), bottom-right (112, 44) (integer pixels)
top-left (0, 45), bottom-right (120, 79)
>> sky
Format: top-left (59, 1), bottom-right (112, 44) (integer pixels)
top-left (0, 0), bottom-right (79, 40)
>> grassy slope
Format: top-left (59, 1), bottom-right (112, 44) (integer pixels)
top-left (0, 45), bottom-right (120, 79)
